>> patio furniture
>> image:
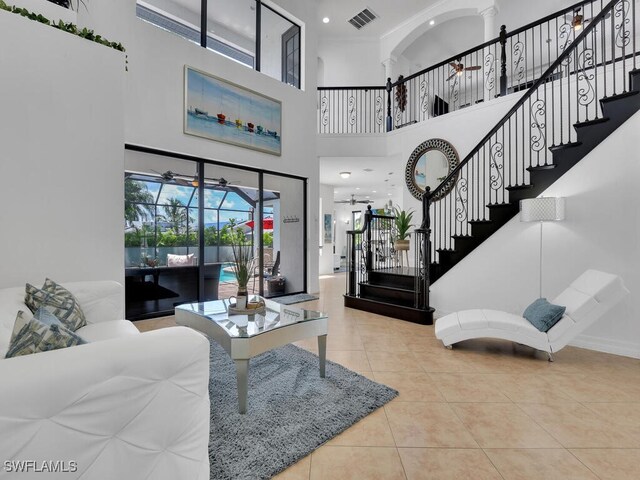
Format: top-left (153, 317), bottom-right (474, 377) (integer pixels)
top-left (435, 270), bottom-right (629, 360)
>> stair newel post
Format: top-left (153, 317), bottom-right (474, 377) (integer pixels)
top-left (364, 205), bottom-right (373, 276)
top-left (348, 232), bottom-right (356, 296)
top-left (385, 77), bottom-right (393, 132)
top-left (499, 25), bottom-right (507, 97)
top-left (414, 189), bottom-right (431, 310)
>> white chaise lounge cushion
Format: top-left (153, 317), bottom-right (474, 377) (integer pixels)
top-left (434, 270), bottom-right (629, 356)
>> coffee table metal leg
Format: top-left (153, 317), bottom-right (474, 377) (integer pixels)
top-left (235, 359), bottom-right (249, 414)
top-left (318, 334), bottom-right (327, 378)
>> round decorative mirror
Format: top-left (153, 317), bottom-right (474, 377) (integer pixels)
top-left (404, 138), bottom-right (459, 201)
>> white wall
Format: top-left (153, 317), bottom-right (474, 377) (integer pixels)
top-left (400, 16), bottom-right (485, 76)
top-left (318, 183), bottom-right (334, 275)
top-left (318, 37), bottom-right (384, 86)
top-left (78, 0), bottom-right (320, 294)
top-left (0, 11), bottom-right (125, 287)
top-left (431, 110), bottom-right (640, 358)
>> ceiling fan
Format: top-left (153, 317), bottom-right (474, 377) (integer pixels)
top-left (334, 194), bottom-right (374, 206)
top-left (151, 170), bottom-right (194, 186)
top-left (447, 59), bottom-right (481, 81)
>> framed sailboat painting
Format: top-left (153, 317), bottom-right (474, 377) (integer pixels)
top-left (184, 66), bottom-right (282, 156)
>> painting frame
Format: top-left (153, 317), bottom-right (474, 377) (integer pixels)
top-left (184, 65), bottom-right (282, 156)
top-left (323, 214), bottom-right (332, 244)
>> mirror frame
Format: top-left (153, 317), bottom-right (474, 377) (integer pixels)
top-left (404, 138), bottom-right (459, 201)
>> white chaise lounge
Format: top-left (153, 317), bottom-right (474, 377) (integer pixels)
top-left (435, 270), bottom-right (629, 360)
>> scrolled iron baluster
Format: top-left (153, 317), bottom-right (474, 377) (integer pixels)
top-left (454, 178), bottom-right (468, 222)
top-left (577, 49), bottom-right (596, 107)
top-left (375, 95), bottom-right (383, 126)
top-left (615, 0), bottom-right (631, 48)
top-left (484, 52), bottom-right (495, 92)
top-left (530, 99), bottom-right (547, 152)
top-left (489, 142), bottom-right (504, 190)
top-left (419, 78), bottom-right (429, 115)
top-left (448, 67), bottom-right (460, 106)
top-left (347, 95), bottom-right (357, 126)
top-left (558, 22), bottom-right (573, 69)
top-left (513, 41), bottom-right (526, 82)
top-left (320, 95), bottom-right (329, 127)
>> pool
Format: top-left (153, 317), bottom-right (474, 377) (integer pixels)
top-left (220, 263), bottom-right (237, 283)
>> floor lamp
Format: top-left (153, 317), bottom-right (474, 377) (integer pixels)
top-left (519, 197), bottom-right (565, 298)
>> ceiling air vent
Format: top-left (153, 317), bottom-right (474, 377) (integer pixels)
top-left (348, 8), bottom-right (377, 30)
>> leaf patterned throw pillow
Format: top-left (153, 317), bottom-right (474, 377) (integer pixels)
top-left (24, 278), bottom-right (87, 331)
top-left (5, 309), bottom-right (87, 359)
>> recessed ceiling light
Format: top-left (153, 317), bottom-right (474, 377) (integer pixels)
top-left (372, 190), bottom-right (377, 193)
top-left (429, 19), bottom-right (435, 26)
top-left (366, 196), bottom-right (370, 199)
top-left (356, 187), bottom-right (360, 190)
top-left (388, 193), bottom-right (392, 196)
top-left (322, 17), bottom-right (330, 24)
top-left (339, 171), bottom-right (351, 179)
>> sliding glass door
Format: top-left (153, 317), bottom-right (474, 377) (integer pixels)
top-left (124, 147), bottom-right (306, 319)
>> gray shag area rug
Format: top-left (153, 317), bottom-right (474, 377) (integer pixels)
top-left (269, 293), bottom-right (319, 305)
top-left (208, 341), bottom-right (398, 480)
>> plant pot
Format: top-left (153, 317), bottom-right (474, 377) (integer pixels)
top-left (395, 239), bottom-right (410, 251)
top-left (235, 289), bottom-right (248, 309)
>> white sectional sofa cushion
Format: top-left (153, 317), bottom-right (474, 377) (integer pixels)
top-left (0, 280), bottom-right (211, 480)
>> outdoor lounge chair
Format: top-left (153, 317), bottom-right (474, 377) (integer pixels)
top-left (434, 270), bottom-right (629, 361)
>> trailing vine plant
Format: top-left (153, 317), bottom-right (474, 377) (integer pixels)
top-left (0, 0), bottom-right (125, 54)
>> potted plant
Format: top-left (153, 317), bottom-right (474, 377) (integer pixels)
top-left (393, 207), bottom-right (414, 251)
top-left (231, 228), bottom-right (252, 309)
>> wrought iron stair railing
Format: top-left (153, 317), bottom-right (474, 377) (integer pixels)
top-left (318, 0), bottom-right (625, 134)
top-left (420, 0), bottom-right (638, 289)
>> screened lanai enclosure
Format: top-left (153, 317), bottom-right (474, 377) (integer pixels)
top-left (124, 148), bottom-right (306, 320)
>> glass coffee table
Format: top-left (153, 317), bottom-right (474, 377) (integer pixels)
top-left (175, 297), bottom-right (328, 414)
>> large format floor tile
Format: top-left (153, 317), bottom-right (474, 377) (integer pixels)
top-left (452, 403), bottom-right (562, 448)
top-left (485, 449), bottom-right (599, 479)
top-left (385, 402), bottom-right (478, 448)
top-left (139, 273), bottom-right (640, 479)
top-left (309, 446), bottom-right (405, 480)
top-left (398, 448), bottom-right (502, 480)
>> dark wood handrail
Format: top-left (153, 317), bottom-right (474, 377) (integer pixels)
top-left (427, 0), bottom-right (618, 200)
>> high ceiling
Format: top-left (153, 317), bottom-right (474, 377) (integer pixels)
top-left (319, 156), bottom-right (402, 204)
top-left (315, 0), bottom-right (441, 38)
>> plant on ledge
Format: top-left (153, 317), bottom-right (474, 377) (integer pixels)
top-left (0, 1), bottom-right (125, 53)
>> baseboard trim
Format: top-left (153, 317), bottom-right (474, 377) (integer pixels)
top-left (570, 334), bottom-right (640, 359)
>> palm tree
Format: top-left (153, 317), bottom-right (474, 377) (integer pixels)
top-left (159, 198), bottom-right (188, 234)
top-left (125, 178), bottom-right (154, 227)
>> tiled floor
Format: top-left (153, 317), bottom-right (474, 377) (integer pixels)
top-left (135, 273), bottom-right (640, 480)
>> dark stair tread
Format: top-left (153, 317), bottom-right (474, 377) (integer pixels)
top-left (600, 90), bottom-right (639, 103)
top-left (527, 164), bottom-right (556, 171)
top-left (344, 295), bottom-right (434, 325)
top-left (451, 234), bottom-right (474, 240)
top-left (370, 267), bottom-right (417, 278)
top-left (574, 117), bottom-right (609, 129)
top-left (487, 202), bottom-right (518, 208)
top-left (468, 219), bottom-right (493, 225)
top-left (549, 141), bottom-right (582, 152)
top-left (506, 184), bottom-right (534, 191)
top-left (360, 281), bottom-right (414, 294)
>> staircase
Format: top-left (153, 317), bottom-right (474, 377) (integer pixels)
top-left (432, 68), bottom-right (640, 283)
top-left (344, 0), bottom-right (639, 324)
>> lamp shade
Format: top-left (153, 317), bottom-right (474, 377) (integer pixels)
top-left (519, 197), bottom-right (565, 222)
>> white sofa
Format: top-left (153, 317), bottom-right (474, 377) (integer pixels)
top-left (0, 281), bottom-right (211, 480)
top-left (435, 270), bottom-right (629, 360)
